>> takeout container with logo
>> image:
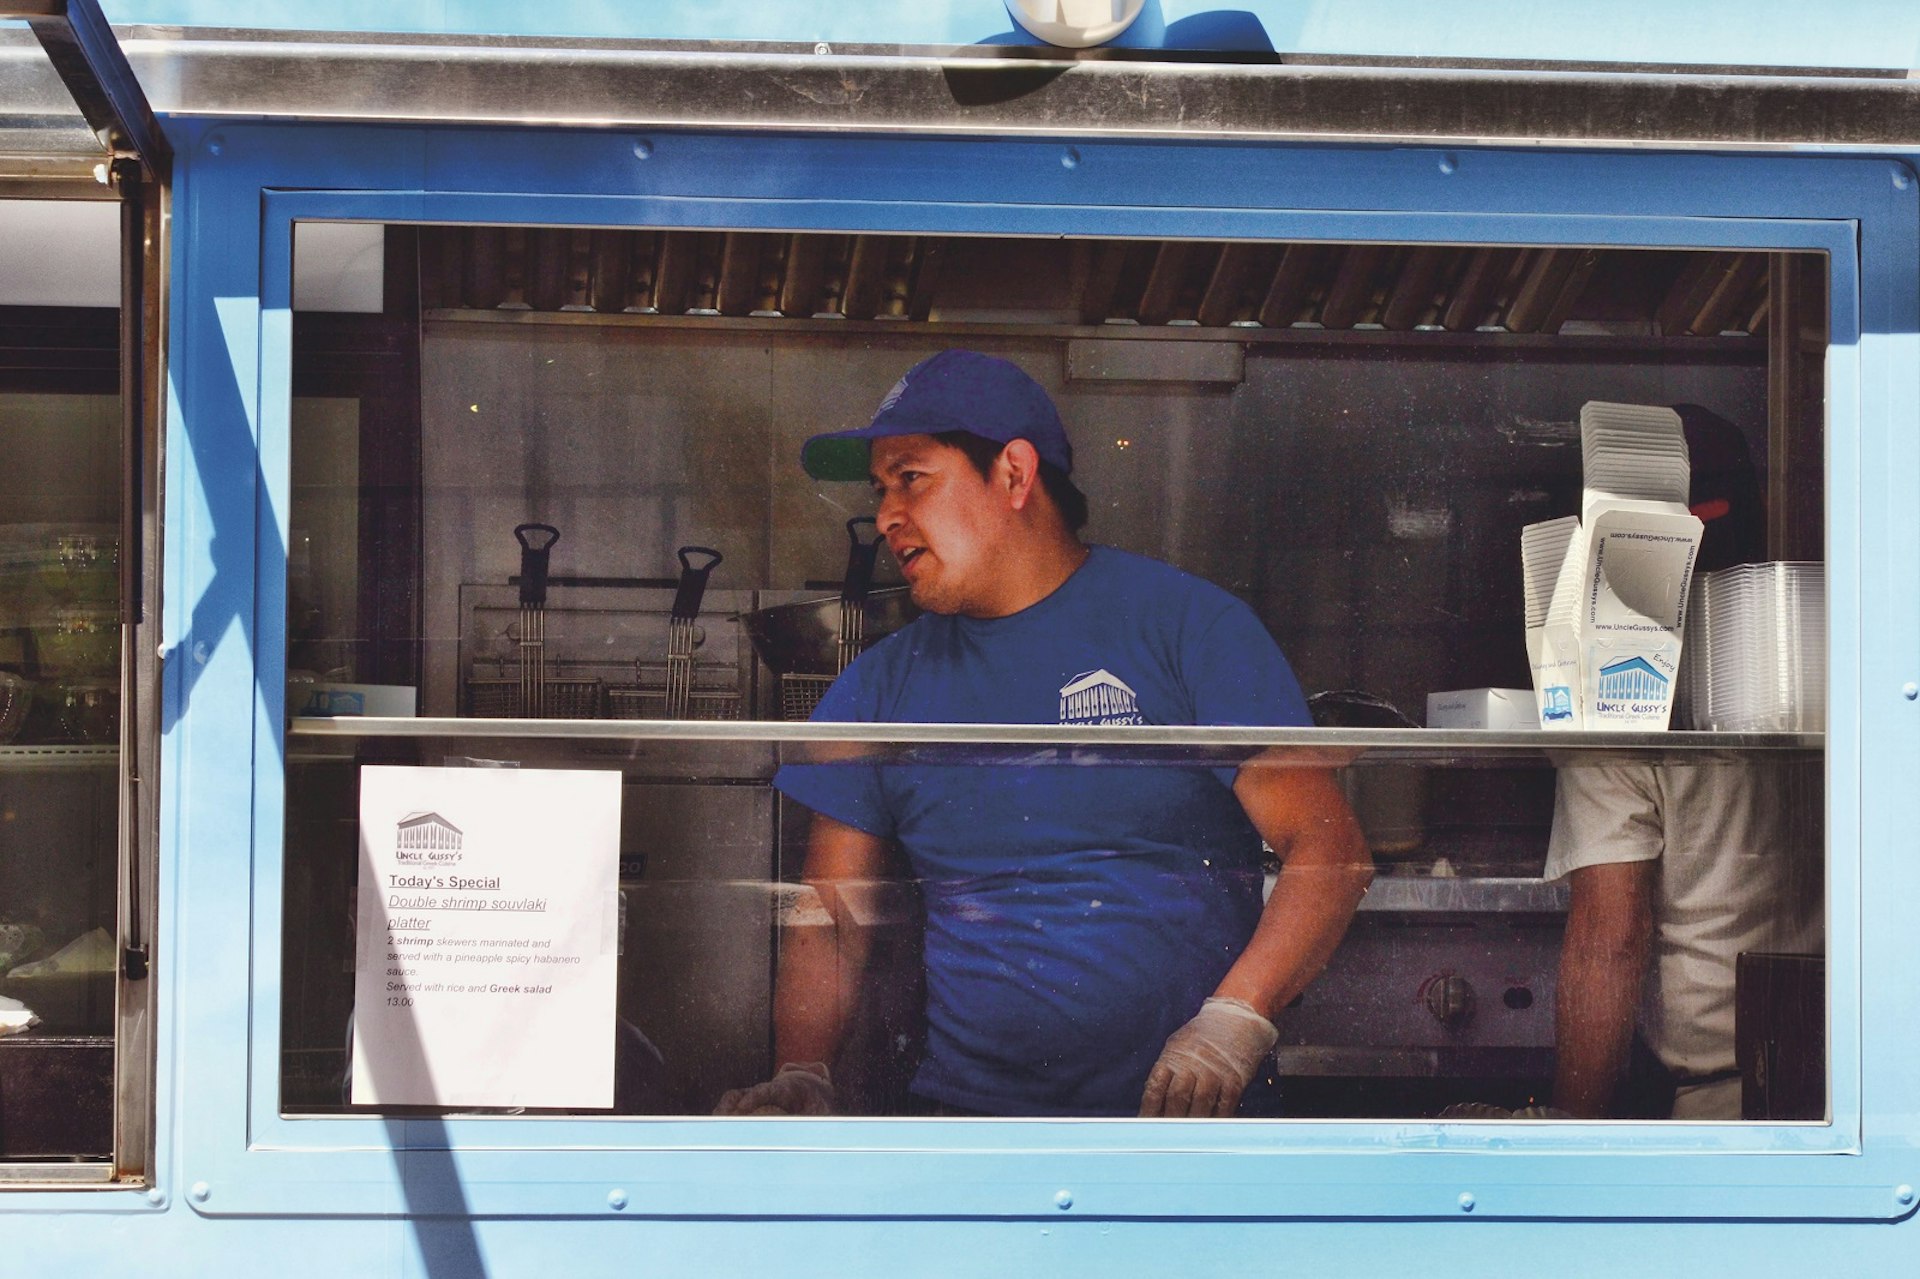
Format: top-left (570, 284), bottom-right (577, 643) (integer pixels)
top-left (1522, 404), bottom-right (1704, 731)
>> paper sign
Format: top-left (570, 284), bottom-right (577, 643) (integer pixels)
top-left (351, 765), bottom-right (621, 1109)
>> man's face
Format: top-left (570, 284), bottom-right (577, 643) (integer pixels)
top-left (870, 434), bottom-right (1015, 617)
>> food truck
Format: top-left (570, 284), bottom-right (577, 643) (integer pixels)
top-left (0, 1), bottom-right (1915, 1272)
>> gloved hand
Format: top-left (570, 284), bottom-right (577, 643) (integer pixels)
top-left (1138, 997), bottom-right (1279, 1118)
top-left (713, 1061), bottom-right (836, 1116)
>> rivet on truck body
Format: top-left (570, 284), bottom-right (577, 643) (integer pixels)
top-left (145, 1188), bottom-right (167, 1208)
top-left (1054, 1190), bottom-right (1073, 1210)
top-left (189, 1181), bottom-right (211, 1203)
top-left (1061, 149), bottom-right (1081, 170)
top-left (607, 1189), bottom-right (629, 1211)
top-left (1457, 1191), bottom-right (1476, 1212)
top-left (1904, 682), bottom-right (1917, 701)
top-left (1896, 1184), bottom-right (1916, 1207)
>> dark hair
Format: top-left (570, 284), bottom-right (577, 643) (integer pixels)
top-left (931, 430), bottom-right (1089, 532)
top-left (1673, 404), bottom-right (1765, 572)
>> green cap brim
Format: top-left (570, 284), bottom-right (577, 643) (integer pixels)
top-left (801, 435), bottom-right (874, 482)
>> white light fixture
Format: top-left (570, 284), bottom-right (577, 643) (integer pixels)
top-left (1004, 0), bottom-right (1146, 49)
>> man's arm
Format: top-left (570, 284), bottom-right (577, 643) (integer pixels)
top-left (774, 812), bottom-right (892, 1067)
top-left (1553, 858), bottom-right (1657, 1118)
top-left (1139, 758), bottom-right (1372, 1117)
top-left (1215, 761), bottom-right (1374, 1015)
top-left (714, 811), bottom-right (889, 1115)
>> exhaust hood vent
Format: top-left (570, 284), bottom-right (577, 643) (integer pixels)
top-left (417, 227), bottom-right (1776, 340)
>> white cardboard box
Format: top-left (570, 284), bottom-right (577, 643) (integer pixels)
top-left (1426, 688), bottom-right (1539, 730)
top-left (293, 681), bottom-right (417, 718)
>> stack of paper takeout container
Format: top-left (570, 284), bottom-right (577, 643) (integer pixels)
top-left (1521, 403), bottom-right (1705, 731)
top-left (1678, 561), bottom-right (1826, 731)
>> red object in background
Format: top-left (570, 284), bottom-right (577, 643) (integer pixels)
top-left (1692, 497), bottom-right (1732, 522)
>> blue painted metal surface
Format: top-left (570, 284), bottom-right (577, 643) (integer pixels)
top-left (96, 2), bottom-right (1920, 69)
top-left (22, 121), bottom-right (1912, 1252)
top-left (6, 64), bottom-right (1920, 1279)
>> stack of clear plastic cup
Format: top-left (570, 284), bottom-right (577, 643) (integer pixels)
top-left (1683, 562), bottom-right (1826, 731)
top-left (1674, 572), bottom-right (1708, 730)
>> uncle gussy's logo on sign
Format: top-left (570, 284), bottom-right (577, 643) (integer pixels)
top-left (396, 811), bottom-right (464, 865)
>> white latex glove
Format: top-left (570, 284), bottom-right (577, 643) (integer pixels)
top-left (1138, 997), bottom-right (1279, 1118)
top-left (713, 1061), bottom-right (836, 1116)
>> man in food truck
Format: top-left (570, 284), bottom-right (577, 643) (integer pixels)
top-left (1548, 410), bottom-right (1823, 1121)
top-left (716, 350), bottom-right (1372, 1119)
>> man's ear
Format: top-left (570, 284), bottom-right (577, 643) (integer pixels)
top-left (998, 438), bottom-right (1042, 510)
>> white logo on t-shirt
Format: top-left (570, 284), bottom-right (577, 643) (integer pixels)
top-left (1058, 669), bottom-right (1144, 726)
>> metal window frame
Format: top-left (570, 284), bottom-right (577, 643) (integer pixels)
top-left (0, 0), bottom-right (169, 1191)
top-left (137, 119), bottom-right (1920, 1223)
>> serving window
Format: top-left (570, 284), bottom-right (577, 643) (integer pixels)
top-left (279, 224), bottom-right (1828, 1125)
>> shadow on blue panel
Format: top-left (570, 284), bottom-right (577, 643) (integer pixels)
top-left (164, 291), bottom-right (282, 747)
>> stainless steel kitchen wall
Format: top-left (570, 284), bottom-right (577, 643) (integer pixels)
top-left (412, 321), bottom-right (1767, 721)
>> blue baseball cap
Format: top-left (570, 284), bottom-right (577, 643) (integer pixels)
top-left (801, 349), bottom-right (1074, 481)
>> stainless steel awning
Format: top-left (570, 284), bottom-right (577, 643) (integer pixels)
top-left (2, 2), bottom-right (164, 188)
top-left (0, 25), bottom-right (105, 183)
top-left (98, 26), bottom-right (1920, 151)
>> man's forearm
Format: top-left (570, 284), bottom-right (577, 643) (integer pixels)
top-left (771, 886), bottom-right (867, 1067)
top-left (1213, 853), bottom-right (1371, 1018)
top-left (1553, 932), bottom-right (1645, 1117)
top-left (1218, 765), bottom-right (1373, 1019)
top-left (771, 813), bottom-right (890, 1069)
top-left (1553, 862), bottom-right (1656, 1117)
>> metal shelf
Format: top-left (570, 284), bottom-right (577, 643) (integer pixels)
top-left (0, 744), bottom-right (118, 770)
top-left (1357, 875), bottom-right (1568, 914)
top-left (287, 718), bottom-right (1820, 767)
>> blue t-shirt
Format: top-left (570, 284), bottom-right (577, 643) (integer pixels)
top-left (773, 545), bottom-right (1310, 1116)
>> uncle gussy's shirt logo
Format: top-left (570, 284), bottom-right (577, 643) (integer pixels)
top-left (396, 811), bottom-right (465, 865)
top-left (1058, 669), bottom-right (1145, 726)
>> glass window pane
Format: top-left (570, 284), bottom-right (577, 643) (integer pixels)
top-left (0, 269), bottom-right (121, 1163)
top-left (284, 226), bottom-right (1828, 1125)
